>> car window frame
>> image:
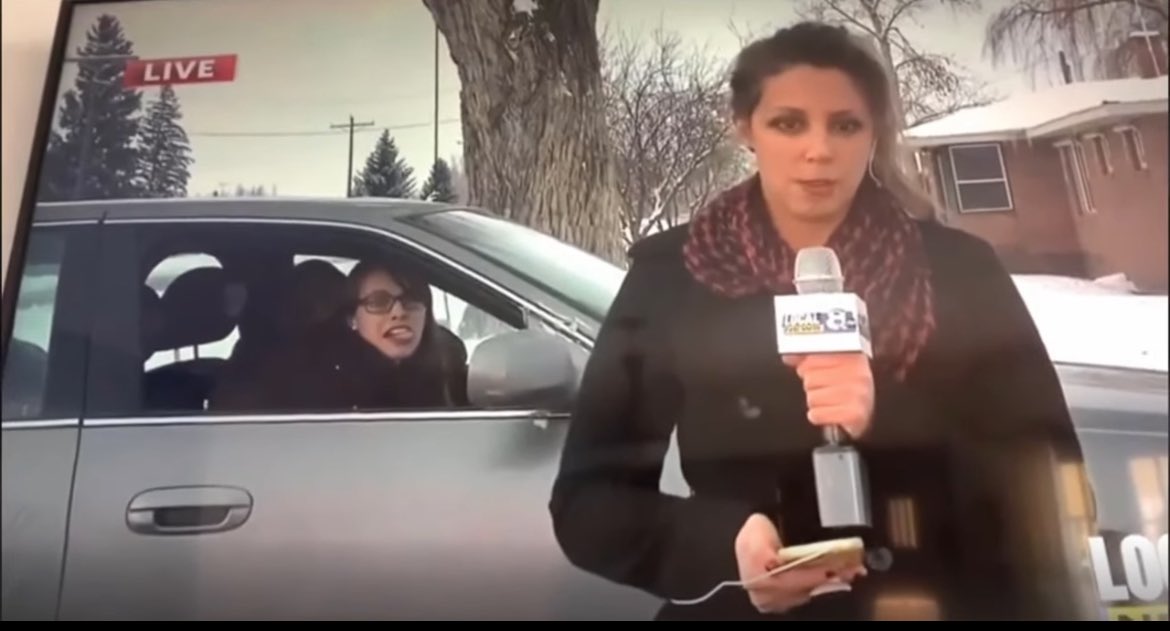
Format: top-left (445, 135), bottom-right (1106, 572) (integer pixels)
top-left (2, 220), bottom-right (100, 427)
top-left (81, 216), bottom-right (587, 425)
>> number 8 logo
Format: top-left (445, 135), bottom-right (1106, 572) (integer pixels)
top-left (825, 309), bottom-right (852, 332)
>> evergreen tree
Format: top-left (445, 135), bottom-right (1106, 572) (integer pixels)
top-left (39, 14), bottom-right (144, 201)
top-left (137, 85), bottom-right (193, 198)
top-left (352, 130), bottom-right (416, 198)
top-left (420, 158), bottom-right (457, 203)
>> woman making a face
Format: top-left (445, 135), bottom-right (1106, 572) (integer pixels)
top-left (347, 260), bottom-right (468, 410)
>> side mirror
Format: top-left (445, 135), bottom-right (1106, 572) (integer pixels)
top-left (467, 330), bottom-right (579, 411)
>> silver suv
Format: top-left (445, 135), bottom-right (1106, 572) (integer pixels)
top-left (2, 198), bottom-right (1167, 620)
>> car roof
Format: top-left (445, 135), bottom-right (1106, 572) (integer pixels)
top-left (31, 196), bottom-right (470, 228)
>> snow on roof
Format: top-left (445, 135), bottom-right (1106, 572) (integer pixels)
top-left (906, 75), bottom-right (1168, 142)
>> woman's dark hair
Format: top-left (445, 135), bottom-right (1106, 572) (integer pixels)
top-left (729, 21), bottom-right (937, 219)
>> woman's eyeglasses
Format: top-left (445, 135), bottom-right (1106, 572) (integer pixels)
top-left (357, 290), bottom-right (426, 315)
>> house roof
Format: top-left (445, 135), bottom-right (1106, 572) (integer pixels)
top-left (905, 75), bottom-right (1168, 147)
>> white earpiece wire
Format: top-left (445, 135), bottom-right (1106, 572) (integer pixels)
top-left (667, 549), bottom-right (831, 607)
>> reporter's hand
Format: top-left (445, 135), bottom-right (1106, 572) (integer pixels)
top-left (783, 352), bottom-right (874, 439)
top-left (734, 514), bottom-right (859, 614)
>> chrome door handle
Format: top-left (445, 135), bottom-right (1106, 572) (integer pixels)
top-left (126, 485), bottom-right (253, 535)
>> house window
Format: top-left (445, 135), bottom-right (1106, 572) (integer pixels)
top-left (933, 152), bottom-right (959, 212)
top-left (1055, 140), bottom-right (1096, 215)
top-left (1084, 133), bottom-right (1113, 175)
top-left (1113, 125), bottom-right (1148, 170)
top-left (946, 144), bottom-right (1013, 212)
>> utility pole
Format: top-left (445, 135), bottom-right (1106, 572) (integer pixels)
top-left (330, 115), bottom-right (375, 197)
top-left (433, 24), bottom-right (440, 166)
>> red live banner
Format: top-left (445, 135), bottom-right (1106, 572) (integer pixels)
top-left (124, 54), bottom-right (237, 88)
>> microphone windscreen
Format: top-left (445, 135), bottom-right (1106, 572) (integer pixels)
top-left (794, 247), bottom-right (844, 294)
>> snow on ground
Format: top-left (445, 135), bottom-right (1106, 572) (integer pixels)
top-left (1012, 274), bottom-right (1168, 373)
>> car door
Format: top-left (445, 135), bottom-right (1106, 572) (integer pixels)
top-left (57, 217), bottom-right (660, 621)
top-left (2, 221), bottom-right (99, 621)
top-left (1055, 364), bottom-right (1169, 620)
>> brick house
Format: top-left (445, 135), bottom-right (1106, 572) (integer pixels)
top-left (905, 74), bottom-right (1168, 292)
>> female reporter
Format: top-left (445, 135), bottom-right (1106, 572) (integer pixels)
top-left (548, 22), bottom-right (1093, 621)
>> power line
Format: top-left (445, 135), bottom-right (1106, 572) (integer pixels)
top-left (188, 118), bottom-right (460, 138)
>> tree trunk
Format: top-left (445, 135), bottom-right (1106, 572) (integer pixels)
top-left (423, 0), bottom-right (624, 263)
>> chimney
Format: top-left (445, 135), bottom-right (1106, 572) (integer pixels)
top-left (1126, 32), bottom-right (1168, 78)
top-left (1058, 51), bottom-right (1074, 84)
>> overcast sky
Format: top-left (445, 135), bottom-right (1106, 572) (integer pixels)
top-left (49, 0), bottom-right (1050, 199)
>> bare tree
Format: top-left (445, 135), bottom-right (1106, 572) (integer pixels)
top-left (602, 27), bottom-right (750, 245)
top-left (985, 0), bottom-right (1168, 84)
top-left (797, 0), bottom-right (995, 126)
top-left (422, 0), bottom-right (624, 263)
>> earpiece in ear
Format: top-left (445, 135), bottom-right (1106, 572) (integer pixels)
top-left (867, 142), bottom-right (882, 188)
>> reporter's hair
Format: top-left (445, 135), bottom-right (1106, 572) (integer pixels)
top-left (729, 21), bottom-right (938, 220)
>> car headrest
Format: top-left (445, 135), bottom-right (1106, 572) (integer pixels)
top-left (434, 324), bottom-right (468, 366)
top-left (281, 259), bottom-right (350, 336)
top-left (140, 285), bottom-right (166, 355)
top-left (152, 267), bottom-right (245, 352)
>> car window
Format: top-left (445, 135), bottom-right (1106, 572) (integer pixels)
top-left (2, 226), bottom-right (94, 421)
top-left (294, 254), bottom-right (517, 359)
top-left (2, 231), bottom-right (66, 419)
top-left (90, 222), bottom-right (539, 417)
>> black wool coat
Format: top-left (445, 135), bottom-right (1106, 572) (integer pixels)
top-left (548, 220), bottom-right (1092, 621)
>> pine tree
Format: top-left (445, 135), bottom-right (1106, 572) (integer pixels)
top-left (420, 158), bottom-right (458, 203)
top-left (137, 85), bottom-right (193, 198)
top-left (352, 130), bottom-right (416, 198)
top-left (39, 14), bottom-right (144, 201)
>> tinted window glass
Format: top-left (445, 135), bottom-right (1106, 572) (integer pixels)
top-left (143, 252), bottom-right (240, 371)
top-left (2, 227), bottom-right (92, 420)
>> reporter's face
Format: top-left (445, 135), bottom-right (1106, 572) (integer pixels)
top-left (737, 64), bottom-right (875, 223)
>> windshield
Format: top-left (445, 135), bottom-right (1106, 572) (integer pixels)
top-left (404, 210), bottom-right (627, 322)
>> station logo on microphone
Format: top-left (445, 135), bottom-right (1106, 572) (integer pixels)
top-left (781, 308), bottom-right (865, 335)
top-left (774, 293), bottom-right (873, 358)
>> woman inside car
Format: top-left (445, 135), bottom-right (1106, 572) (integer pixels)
top-left (548, 22), bottom-right (1092, 621)
top-left (344, 259), bottom-right (469, 410)
top-left (211, 259), bottom-right (468, 412)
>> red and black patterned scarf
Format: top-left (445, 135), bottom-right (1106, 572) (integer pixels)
top-left (682, 174), bottom-right (936, 382)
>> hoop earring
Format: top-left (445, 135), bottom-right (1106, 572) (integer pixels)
top-left (867, 142), bottom-right (883, 188)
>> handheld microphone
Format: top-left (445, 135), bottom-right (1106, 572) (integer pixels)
top-left (773, 246), bottom-right (873, 529)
